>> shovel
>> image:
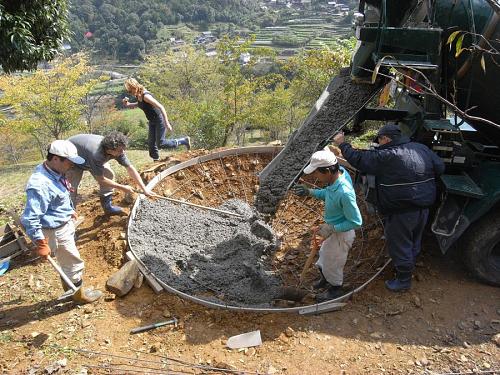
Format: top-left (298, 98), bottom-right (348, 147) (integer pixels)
top-left (47, 255), bottom-right (99, 304)
top-left (299, 227), bottom-right (321, 284)
top-left (136, 190), bottom-right (244, 219)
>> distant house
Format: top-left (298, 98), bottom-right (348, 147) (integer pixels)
top-left (239, 52), bottom-right (251, 65)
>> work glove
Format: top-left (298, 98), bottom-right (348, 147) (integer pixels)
top-left (318, 223), bottom-right (335, 239)
top-left (291, 184), bottom-right (310, 197)
top-left (36, 239), bottom-right (51, 259)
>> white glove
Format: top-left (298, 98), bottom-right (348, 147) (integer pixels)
top-left (318, 223), bottom-right (335, 239)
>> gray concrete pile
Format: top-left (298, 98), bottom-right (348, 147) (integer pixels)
top-left (128, 198), bottom-right (281, 307)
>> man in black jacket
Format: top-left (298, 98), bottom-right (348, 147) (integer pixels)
top-left (333, 124), bottom-right (445, 291)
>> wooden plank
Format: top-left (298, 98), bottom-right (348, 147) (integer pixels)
top-left (125, 251), bottom-right (163, 294)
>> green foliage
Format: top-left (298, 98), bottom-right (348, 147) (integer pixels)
top-left (285, 40), bottom-right (352, 106)
top-left (0, 1), bottom-right (70, 73)
top-left (272, 34), bottom-right (306, 48)
top-left (0, 53), bottom-right (101, 156)
top-left (68, 0), bottom-right (261, 61)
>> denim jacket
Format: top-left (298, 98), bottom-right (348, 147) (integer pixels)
top-left (21, 164), bottom-right (74, 241)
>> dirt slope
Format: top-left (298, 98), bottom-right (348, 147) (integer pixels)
top-left (0, 152), bottom-right (499, 375)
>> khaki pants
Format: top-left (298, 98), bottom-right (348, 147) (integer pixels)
top-left (315, 230), bottom-right (355, 286)
top-left (42, 220), bottom-right (84, 284)
top-left (66, 164), bottom-right (115, 205)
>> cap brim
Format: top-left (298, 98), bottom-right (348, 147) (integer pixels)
top-left (68, 156), bottom-right (85, 165)
top-left (303, 164), bottom-right (316, 174)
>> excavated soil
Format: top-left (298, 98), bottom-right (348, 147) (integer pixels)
top-left (256, 68), bottom-right (380, 214)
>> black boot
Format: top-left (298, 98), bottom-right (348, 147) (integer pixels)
top-left (315, 285), bottom-right (344, 302)
top-left (385, 270), bottom-right (412, 292)
top-left (99, 194), bottom-right (125, 216)
top-left (313, 269), bottom-right (329, 290)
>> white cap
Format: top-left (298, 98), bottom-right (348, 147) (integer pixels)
top-left (49, 140), bottom-right (85, 165)
top-left (303, 149), bottom-right (338, 174)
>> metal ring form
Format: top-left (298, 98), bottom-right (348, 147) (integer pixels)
top-left (128, 146), bottom-right (389, 315)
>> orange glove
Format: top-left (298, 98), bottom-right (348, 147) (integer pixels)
top-left (36, 239), bottom-right (51, 259)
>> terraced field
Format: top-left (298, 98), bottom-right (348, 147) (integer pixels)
top-left (252, 15), bottom-right (353, 54)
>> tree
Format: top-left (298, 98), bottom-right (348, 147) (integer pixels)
top-left (0, 1), bottom-right (69, 73)
top-left (286, 43), bottom-right (352, 107)
top-left (0, 54), bottom-right (99, 156)
top-left (139, 46), bottom-right (226, 148)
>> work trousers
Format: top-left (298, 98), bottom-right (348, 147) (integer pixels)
top-left (315, 230), bottom-right (355, 286)
top-left (66, 164), bottom-right (115, 206)
top-left (42, 220), bottom-right (84, 284)
top-left (148, 120), bottom-right (182, 160)
top-left (384, 209), bottom-right (429, 273)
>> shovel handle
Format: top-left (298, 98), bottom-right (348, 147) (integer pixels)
top-left (47, 255), bottom-right (78, 292)
top-left (136, 189), bottom-right (244, 218)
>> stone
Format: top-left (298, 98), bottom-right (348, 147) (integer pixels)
top-left (267, 365), bottom-right (278, 374)
top-left (412, 295), bottom-right (422, 308)
top-left (105, 260), bottom-right (140, 297)
top-left (193, 190), bottom-right (205, 200)
top-left (174, 172), bottom-right (186, 180)
top-left (245, 347), bottom-right (256, 356)
top-left (83, 305), bottom-right (94, 314)
top-left (285, 327), bottom-right (295, 338)
top-left (492, 333), bottom-right (500, 347)
top-left (473, 320), bottom-right (482, 329)
top-left (134, 273), bottom-right (144, 289)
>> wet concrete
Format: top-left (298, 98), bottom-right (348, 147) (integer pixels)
top-left (255, 68), bottom-right (380, 213)
top-left (128, 198), bottom-right (281, 307)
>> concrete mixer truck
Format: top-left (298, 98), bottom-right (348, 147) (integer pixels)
top-left (256, 0), bottom-right (500, 286)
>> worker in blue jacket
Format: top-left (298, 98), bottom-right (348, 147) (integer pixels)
top-left (292, 148), bottom-right (363, 301)
top-left (333, 123), bottom-right (445, 291)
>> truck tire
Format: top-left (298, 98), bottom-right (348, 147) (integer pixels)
top-left (461, 212), bottom-right (500, 286)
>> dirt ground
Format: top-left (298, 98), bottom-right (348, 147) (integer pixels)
top-left (1, 151), bottom-right (499, 375)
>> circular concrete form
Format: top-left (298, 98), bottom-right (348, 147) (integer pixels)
top-left (128, 147), bottom-right (389, 314)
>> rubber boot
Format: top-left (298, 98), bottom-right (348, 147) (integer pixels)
top-left (72, 283), bottom-right (103, 305)
top-left (385, 271), bottom-right (412, 292)
top-left (99, 194), bottom-right (125, 216)
top-left (315, 285), bottom-right (344, 302)
top-left (313, 268), bottom-right (329, 290)
top-left (57, 278), bottom-right (82, 301)
top-left (178, 137), bottom-right (191, 150)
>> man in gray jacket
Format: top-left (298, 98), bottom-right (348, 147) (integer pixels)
top-left (67, 131), bottom-right (153, 216)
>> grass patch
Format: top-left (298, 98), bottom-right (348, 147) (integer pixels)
top-left (120, 108), bottom-right (147, 125)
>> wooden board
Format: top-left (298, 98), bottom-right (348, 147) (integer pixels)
top-left (125, 251), bottom-right (163, 294)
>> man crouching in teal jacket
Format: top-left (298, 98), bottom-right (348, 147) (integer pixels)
top-left (292, 148), bottom-right (362, 302)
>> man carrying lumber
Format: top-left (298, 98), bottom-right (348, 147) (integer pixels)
top-left (21, 140), bottom-right (102, 303)
top-left (67, 131), bottom-right (153, 216)
top-left (292, 148), bottom-right (362, 301)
